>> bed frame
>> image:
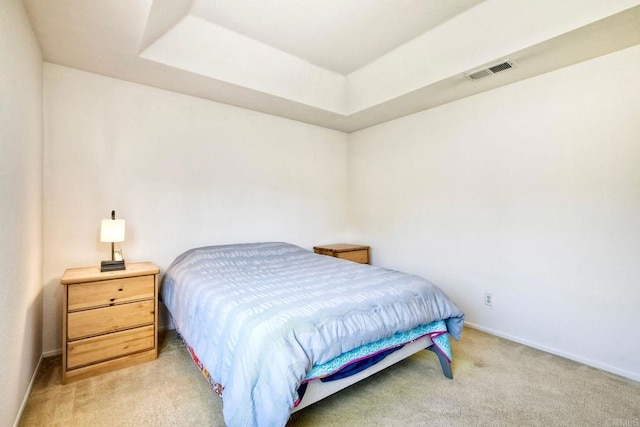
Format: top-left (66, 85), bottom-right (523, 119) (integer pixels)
top-left (182, 332), bottom-right (452, 416)
top-left (292, 335), bottom-right (452, 413)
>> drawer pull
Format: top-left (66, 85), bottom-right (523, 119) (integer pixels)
top-left (118, 288), bottom-right (123, 292)
top-left (110, 298), bottom-right (115, 302)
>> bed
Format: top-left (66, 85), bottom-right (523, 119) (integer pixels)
top-left (160, 242), bottom-right (464, 426)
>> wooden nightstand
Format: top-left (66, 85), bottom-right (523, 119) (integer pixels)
top-left (60, 261), bottom-right (160, 383)
top-left (313, 244), bottom-right (370, 264)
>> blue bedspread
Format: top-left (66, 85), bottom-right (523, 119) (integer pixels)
top-left (161, 242), bottom-right (464, 427)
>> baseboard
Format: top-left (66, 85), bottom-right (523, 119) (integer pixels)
top-left (42, 348), bottom-right (62, 358)
top-left (464, 322), bottom-right (640, 382)
top-left (13, 354), bottom-right (43, 427)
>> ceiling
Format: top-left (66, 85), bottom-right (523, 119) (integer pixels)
top-left (23, 0), bottom-right (640, 132)
top-left (188, 0), bottom-right (483, 75)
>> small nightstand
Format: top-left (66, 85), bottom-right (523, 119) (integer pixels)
top-left (60, 261), bottom-right (160, 383)
top-left (313, 244), bottom-right (370, 264)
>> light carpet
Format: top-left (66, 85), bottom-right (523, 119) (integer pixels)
top-left (19, 328), bottom-right (640, 426)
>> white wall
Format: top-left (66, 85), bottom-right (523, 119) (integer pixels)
top-left (0, 1), bottom-right (43, 425)
top-left (42, 64), bottom-right (349, 353)
top-left (349, 45), bottom-right (640, 381)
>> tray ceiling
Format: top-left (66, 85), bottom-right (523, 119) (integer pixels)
top-left (23, 0), bottom-right (640, 132)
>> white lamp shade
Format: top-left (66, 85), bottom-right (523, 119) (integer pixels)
top-left (100, 219), bottom-right (125, 243)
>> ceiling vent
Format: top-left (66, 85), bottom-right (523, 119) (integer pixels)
top-left (464, 60), bottom-right (514, 80)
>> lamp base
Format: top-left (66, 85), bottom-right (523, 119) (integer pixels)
top-left (101, 260), bottom-right (126, 272)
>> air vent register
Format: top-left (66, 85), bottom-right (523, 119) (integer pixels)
top-left (464, 60), bottom-right (514, 80)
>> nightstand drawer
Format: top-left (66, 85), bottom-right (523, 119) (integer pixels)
top-left (67, 325), bottom-right (154, 369)
top-left (68, 275), bottom-right (154, 311)
top-left (67, 299), bottom-right (155, 340)
top-left (336, 249), bottom-right (369, 264)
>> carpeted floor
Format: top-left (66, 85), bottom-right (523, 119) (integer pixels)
top-left (19, 327), bottom-right (640, 426)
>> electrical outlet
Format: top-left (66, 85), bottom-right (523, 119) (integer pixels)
top-left (484, 292), bottom-right (493, 307)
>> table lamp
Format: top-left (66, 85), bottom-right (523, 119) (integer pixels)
top-left (100, 210), bottom-right (125, 272)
